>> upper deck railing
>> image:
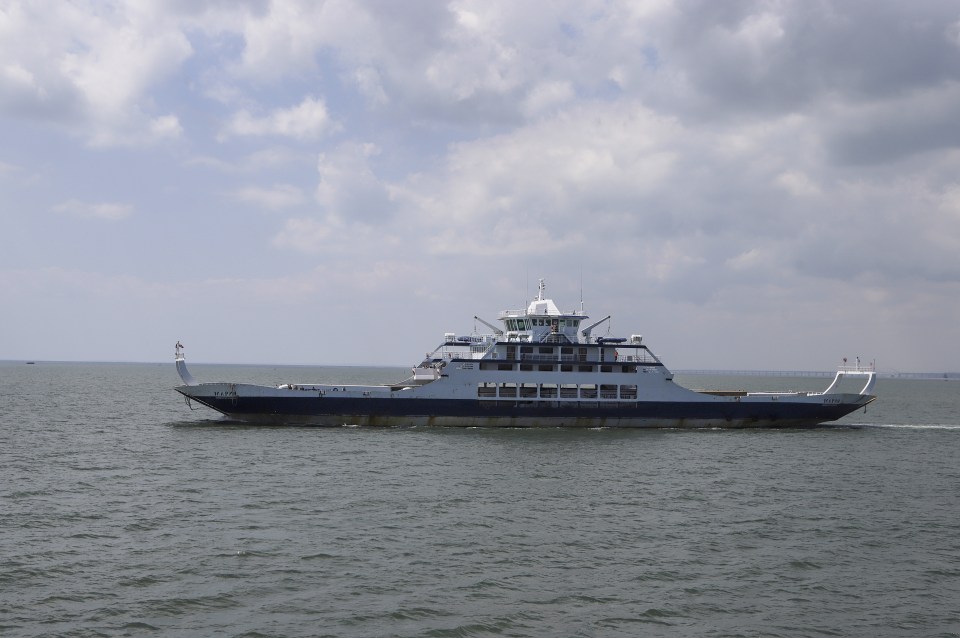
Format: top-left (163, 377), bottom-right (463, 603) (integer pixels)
top-left (498, 309), bottom-right (587, 318)
top-left (838, 360), bottom-right (875, 373)
top-left (431, 338), bottom-right (662, 365)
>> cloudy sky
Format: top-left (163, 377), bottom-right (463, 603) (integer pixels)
top-left (2, 0), bottom-right (959, 372)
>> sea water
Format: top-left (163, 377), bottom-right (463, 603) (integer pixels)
top-left (1, 361), bottom-right (959, 637)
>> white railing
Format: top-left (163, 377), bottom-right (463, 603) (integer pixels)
top-left (838, 360), bottom-right (875, 373)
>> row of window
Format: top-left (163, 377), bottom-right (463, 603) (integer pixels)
top-left (480, 362), bottom-right (638, 373)
top-left (502, 345), bottom-right (653, 365)
top-left (503, 318), bottom-right (582, 331)
top-left (511, 345), bottom-right (585, 354)
top-left (477, 383), bottom-right (638, 400)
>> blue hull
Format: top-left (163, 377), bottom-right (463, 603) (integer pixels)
top-left (177, 392), bottom-right (871, 428)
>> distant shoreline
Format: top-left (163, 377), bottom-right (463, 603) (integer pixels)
top-left (3, 359), bottom-right (957, 380)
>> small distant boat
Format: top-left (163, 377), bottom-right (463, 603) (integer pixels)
top-left (25, 361), bottom-right (35, 365)
top-left (174, 279), bottom-right (877, 428)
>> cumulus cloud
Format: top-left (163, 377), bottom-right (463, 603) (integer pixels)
top-left (391, 102), bottom-right (701, 258)
top-left (232, 1), bottom-right (330, 79)
top-left (221, 96), bottom-right (334, 140)
top-left (377, 84), bottom-right (960, 304)
top-left (353, 66), bottom-right (388, 105)
top-left (148, 115), bottom-right (184, 139)
top-left (0, 0), bottom-right (192, 145)
top-left (268, 142), bottom-right (394, 254)
top-left (207, 1), bottom-right (633, 122)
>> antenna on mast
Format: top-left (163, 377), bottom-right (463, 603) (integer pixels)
top-left (579, 267), bottom-right (584, 313)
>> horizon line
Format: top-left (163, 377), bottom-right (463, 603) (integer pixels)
top-left (3, 359), bottom-right (958, 378)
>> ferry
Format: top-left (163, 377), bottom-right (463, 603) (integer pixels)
top-left (174, 280), bottom-right (877, 427)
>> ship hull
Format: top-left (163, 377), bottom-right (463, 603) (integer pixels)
top-left (172, 282), bottom-right (877, 428)
top-left (175, 388), bottom-right (874, 428)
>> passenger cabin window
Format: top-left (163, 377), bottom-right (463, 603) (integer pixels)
top-left (477, 383), bottom-right (497, 398)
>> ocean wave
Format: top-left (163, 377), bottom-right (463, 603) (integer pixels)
top-left (853, 423), bottom-right (960, 430)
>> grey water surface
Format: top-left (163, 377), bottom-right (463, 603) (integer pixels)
top-left (2, 361), bottom-right (959, 637)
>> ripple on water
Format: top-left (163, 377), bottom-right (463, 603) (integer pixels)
top-left (3, 365), bottom-right (960, 637)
